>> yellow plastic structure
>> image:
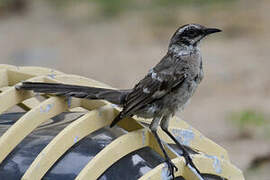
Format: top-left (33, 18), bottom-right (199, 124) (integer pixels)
top-left (0, 64), bottom-right (244, 180)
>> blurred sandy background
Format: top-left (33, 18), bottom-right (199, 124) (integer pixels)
top-left (0, 0), bottom-right (270, 179)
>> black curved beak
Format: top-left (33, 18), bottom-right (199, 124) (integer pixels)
top-left (204, 28), bottom-right (222, 35)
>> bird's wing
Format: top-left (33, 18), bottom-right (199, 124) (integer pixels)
top-left (120, 58), bottom-right (186, 118)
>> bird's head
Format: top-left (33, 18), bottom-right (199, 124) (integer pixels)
top-left (169, 24), bottom-right (221, 47)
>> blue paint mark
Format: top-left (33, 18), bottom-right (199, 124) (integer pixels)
top-left (40, 104), bottom-right (53, 113)
top-left (110, 104), bottom-right (118, 109)
top-left (74, 136), bottom-right (79, 143)
top-left (97, 109), bottom-right (102, 117)
top-left (205, 154), bottom-right (222, 174)
top-left (48, 70), bottom-right (56, 79)
top-left (67, 97), bottom-right (72, 108)
top-left (47, 73), bottom-right (56, 79)
top-left (172, 128), bottom-right (195, 146)
top-left (142, 130), bottom-right (146, 145)
top-left (221, 155), bottom-right (225, 159)
top-left (161, 164), bottom-right (171, 180)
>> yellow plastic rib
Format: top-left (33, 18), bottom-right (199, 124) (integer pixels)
top-left (76, 129), bottom-right (149, 180)
top-left (22, 105), bottom-right (116, 180)
top-left (0, 64), bottom-right (17, 71)
top-left (17, 66), bottom-right (63, 76)
top-left (0, 69), bottom-right (8, 88)
top-left (6, 67), bottom-right (63, 86)
top-left (0, 97), bottom-right (67, 164)
top-left (7, 69), bottom-right (35, 86)
top-left (139, 155), bottom-right (244, 180)
top-left (0, 75), bottom-right (50, 114)
top-left (0, 87), bottom-right (33, 114)
top-left (18, 97), bottom-right (43, 111)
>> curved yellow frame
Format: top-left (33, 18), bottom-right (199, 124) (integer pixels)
top-left (0, 64), bottom-right (244, 180)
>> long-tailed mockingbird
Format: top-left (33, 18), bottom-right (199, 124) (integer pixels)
top-left (17, 24), bottom-right (221, 179)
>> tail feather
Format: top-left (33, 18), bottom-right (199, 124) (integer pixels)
top-left (17, 82), bottom-right (129, 105)
top-left (110, 112), bottom-right (123, 127)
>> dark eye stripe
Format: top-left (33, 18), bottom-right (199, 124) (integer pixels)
top-left (182, 29), bottom-right (199, 38)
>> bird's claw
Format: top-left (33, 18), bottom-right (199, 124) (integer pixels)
top-left (165, 159), bottom-right (178, 179)
top-left (183, 152), bottom-right (202, 176)
top-left (183, 152), bottom-right (193, 166)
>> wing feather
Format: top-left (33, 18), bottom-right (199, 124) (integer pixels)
top-left (120, 66), bottom-right (186, 118)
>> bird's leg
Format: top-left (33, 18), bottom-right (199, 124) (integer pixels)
top-left (162, 128), bottom-right (201, 174)
top-left (150, 117), bottom-right (178, 179)
top-left (160, 116), bottom-right (202, 175)
top-left (152, 131), bottom-right (178, 179)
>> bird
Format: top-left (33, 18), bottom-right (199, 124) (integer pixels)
top-left (17, 24), bottom-right (221, 179)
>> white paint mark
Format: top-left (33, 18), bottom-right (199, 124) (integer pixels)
top-left (172, 128), bottom-right (195, 146)
top-left (161, 164), bottom-right (171, 180)
top-left (131, 154), bottom-right (142, 165)
top-left (205, 154), bottom-right (222, 174)
top-left (36, 153), bottom-right (44, 168)
top-left (139, 166), bottom-right (151, 175)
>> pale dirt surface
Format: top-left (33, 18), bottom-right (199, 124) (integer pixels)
top-left (0, 0), bottom-right (270, 179)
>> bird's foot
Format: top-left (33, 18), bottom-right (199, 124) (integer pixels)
top-left (183, 152), bottom-right (202, 176)
top-left (164, 159), bottom-right (178, 179)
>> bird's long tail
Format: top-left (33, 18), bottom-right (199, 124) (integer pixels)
top-left (17, 82), bottom-right (129, 105)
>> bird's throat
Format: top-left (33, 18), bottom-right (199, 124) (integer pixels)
top-left (169, 44), bottom-right (199, 57)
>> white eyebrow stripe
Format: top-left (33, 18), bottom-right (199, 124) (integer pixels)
top-left (178, 24), bottom-right (199, 34)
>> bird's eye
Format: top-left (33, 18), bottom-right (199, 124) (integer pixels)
top-left (188, 30), bottom-right (197, 37)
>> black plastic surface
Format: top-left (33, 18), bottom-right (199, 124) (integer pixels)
top-left (0, 112), bottom-right (226, 180)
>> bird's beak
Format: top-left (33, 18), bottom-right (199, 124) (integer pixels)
top-left (204, 28), bottom-right (222, 35)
